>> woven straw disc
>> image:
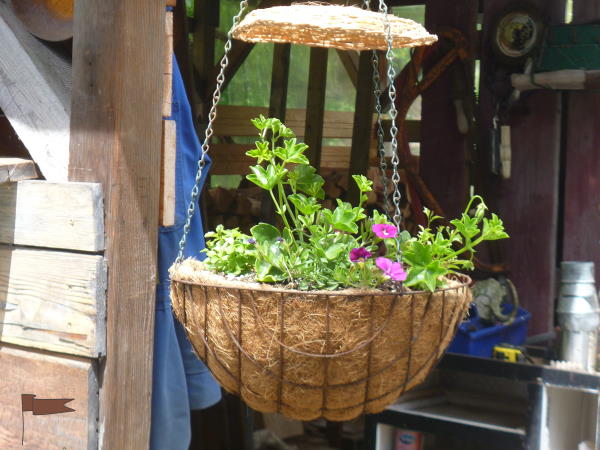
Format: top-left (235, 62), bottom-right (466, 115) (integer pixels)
top-left (231, 4), bottom-right (438, 51)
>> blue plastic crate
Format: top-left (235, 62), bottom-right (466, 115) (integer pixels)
top-left (446, 305), bottom-right (531, 358)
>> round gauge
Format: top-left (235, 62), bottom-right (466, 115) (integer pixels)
top-left (491, 3), bottom-right (545, 66)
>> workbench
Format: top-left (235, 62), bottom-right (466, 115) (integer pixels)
top-left (366, 353), bottom-right (600, 450)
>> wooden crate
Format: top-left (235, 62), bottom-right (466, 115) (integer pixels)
top-left (0, 345), bottom-right (98, 449)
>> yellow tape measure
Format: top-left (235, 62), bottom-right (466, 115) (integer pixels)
top-left (493, 344), bottom-right (525, 363)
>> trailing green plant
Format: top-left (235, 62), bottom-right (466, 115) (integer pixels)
top-left (203, 116), bottom-right (509, 291)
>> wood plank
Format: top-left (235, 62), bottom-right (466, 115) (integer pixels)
top-left (69, 0), bottom-right (164, 447)
top-left (268, 43), bottom-right (291, 121)
top-left (477, 0), bottom-right (564, 335)
top-left (0, 3), bottom-right (71, 182)
top-left (213, 105), bottom-right (421, 141)
top-left (563, 0), bottom-right (600, 284)
top-left (336, 50), bottom-right (359, 88)
top-left (193, 0), bottom-right (218, 125)
top-left (0, 246), bottom-right (106, 357)
top-left (0, 180), bottom-right (104, 251)
top-left (347, 51), bottom-right (375, 203)
top-left (161, 120), bottom-right (177, 227)
top-left (210, 144), bottom-right (352, 174)
top-left (304, 47), bottom-right (329, 169)
top-left (0, 158), bottom-right (37, 183)
top-left (163, 10), bottom-right (174, 118)
top-left (0, 344), bottom-right (98, 450)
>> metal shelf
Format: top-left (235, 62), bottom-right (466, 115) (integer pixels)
top-left (440, 353), bottom-right (600, 393)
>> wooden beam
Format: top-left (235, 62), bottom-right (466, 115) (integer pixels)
top-left (160, 120), bottom-right (177, 227)
top-left (0, 180), bottom-right (104, 251)
top-left (0, 158), bottom-right (37, 183)
top-left (69, 1), bottom-right (164, 448)
top-left (335, 50), bottom-right (359, 89)
top-left (347, 52), bottom-right (375, 203)
top-left (304, 48), bottom-right (329, 169)
top-left (210, 144), bottom-right (353, 174)
top-left (212, 105), bottom-right (421, 142)
top-left (0, 3), bottom-right (71, 182)
top-left (268, 43), bottom-right (291, 120)
top-left (203, 0), bottom-right (286, 103)
top-left (0, 344), bottom-right (98, 449)
top-left (206, 40), bottom-right (255, 104)
top-left (193, 0), bottom-right (218, 125)
top-left (0, 245), bottom-right (106, 357)
top-left (163, 10), bottom-right (174, 117)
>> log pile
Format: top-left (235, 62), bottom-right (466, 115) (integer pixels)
top-left (205, 168), bottom-right (416, 234)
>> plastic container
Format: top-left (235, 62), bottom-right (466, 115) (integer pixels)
top-left (446, 304), bottom-right (531, 357)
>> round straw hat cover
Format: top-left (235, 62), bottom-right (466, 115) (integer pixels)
top-left (232, 4), bottom-right (438, 51)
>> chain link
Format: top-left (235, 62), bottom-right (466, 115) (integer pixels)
top-left (363, 0), bottom-right (390, 218)
top-left (176, 0), bottom-right (249, 264)
top-left (377, 0), bottom-right (403, 260)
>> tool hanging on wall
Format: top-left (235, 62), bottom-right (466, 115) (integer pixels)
top-left (489, 108), bottom-right (512, 180)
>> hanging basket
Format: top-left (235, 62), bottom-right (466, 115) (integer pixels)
top-left (231, 4), bottom-right (438, 51)
top-left (170, 259), bottom-right (472, 421)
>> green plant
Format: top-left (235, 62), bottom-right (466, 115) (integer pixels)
top-left (203, 116), bottom-right (508, 291)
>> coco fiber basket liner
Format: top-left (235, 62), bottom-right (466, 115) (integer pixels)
top-left (231, 4), bottom-right (438, 51)
top-left (170, 259), bottom-right (471, 421)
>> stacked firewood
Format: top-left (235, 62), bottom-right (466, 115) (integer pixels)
top-left (205, 168), bottom-right (415, 233)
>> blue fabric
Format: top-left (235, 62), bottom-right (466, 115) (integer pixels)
top-left (150, 55), bottom-right (221, 450)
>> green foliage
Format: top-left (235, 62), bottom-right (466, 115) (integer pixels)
top-left (401, 198), bottom-right (509, 291)
top-left (203, 225), bottom-right (256, 275)
top-left (203, 117), bottom-right (509, 291)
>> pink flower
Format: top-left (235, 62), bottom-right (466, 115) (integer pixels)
top-left (376, 257), bottom-right (407, 281)
top-left (372, 223), bottom-right (397, 239)
top-left (349, 247), bottom-right (372, 262)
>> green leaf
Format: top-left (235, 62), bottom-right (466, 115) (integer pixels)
top-left (254, 259), bottom-right (286, 283)
top-left (288, 193), bottom-right (321, 215)
top-left (250, 115), bottom-right (268, 131)
top-left (352, 175), bottom-right (373, 192)
top-left (450, 213), bottom-right (479, 240)
top-left (246, 164), bottom-right (279, 190)
top-left (273, 138), bottom-right (309, 164)
top-left (287, 165), bottom-right (325, 199)
top-left (322, 201), bottom-right (359, 233)
top-left (245, 141), bottom-right (272, 164)
top-left (403, 241), bottom-right (433, 267)
top-left (325, 243), bottom-right (345, 260)
top-left (251, 223), bottom-right (281, 243)
top-left (481, 214), bottom-right (509, 240)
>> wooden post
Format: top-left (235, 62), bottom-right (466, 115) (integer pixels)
top-left (193, 0), bottom-right (218, 126)
top-left (268, 43), bottom-right (291, 121)
top-left (68, 1), bottom-right (164, 448)
top-left (305, 48), bottom-right (329, 170)
top-left (347, 51), bottom-right (375, 204)
top-left (261, 43), bottom-right (291, 221)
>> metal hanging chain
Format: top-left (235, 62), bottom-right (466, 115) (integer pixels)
top-left (377, 0), bottom-right (403, 259)
top-left (176, 0), bottom-right (249, 264)
top-left (362, 0), bottom-right (390, 218)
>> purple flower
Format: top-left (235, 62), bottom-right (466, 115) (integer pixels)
top-left (376, 257), bottom-right (407, 281)
top-left (247, 238), bottom-right (256, 244)
top-left (276, 237), bottom-right (284, 242)
top-left (349, 247), bottom-right (372, 262)
top-left (372, 223), bottom-right (398, 239)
